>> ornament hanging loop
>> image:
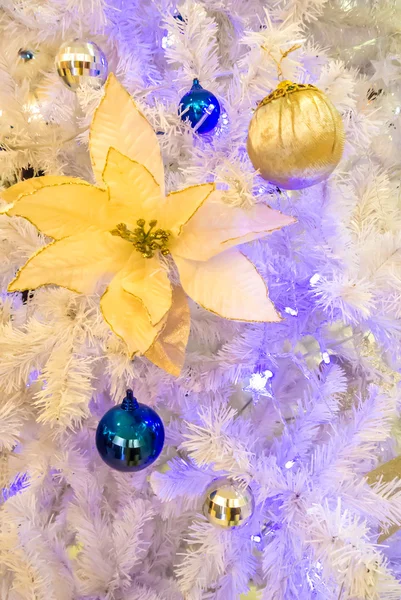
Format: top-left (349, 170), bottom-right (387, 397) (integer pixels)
top-left (262, 43), bottom-right (302, 81)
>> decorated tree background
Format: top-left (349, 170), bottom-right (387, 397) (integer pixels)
top-left (1, 1), bottom-right (401, 599)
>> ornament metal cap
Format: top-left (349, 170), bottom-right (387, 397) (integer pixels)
top-left (121, 388), bottom-right (139, 411)
top-left (258, 80), bottom-right (319, 108)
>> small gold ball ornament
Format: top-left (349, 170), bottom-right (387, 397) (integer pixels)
top-left (247, 81), bottom-right (345, 190)
top-left (203, 478), bottom-right (254, 529)
top-left (55, 40), bottom-right (108, 91)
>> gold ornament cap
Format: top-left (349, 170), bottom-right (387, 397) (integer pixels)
top-left (247, 80), bottom-right (345, 190)
top-left (257, 80), bottom-right (319, 108)
top-left (203, 478), bottom-right (254, 529)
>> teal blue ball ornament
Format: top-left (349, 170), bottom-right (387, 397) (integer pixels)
top-left (96, 389), bottom-right (165, 472)
top-left (179, 79), bottom-right (220, 134)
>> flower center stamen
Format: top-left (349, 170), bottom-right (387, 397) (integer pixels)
top-left (111, 219), bottom-right (171, 259)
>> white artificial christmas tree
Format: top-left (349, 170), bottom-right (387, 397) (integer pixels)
top-left (1, 1), bottom-right (401, 599)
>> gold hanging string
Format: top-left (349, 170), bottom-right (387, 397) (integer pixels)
top-left (261, 43), bottom-right (302, 80)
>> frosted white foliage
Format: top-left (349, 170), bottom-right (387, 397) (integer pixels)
top-left (1, 1), bottom-right (401, 599)
top-left (69, 485), bottom-right (155, 596)
top-left (164, 1), bottom-right (220, 89)
top-left (0, 0), bottom-right (107, 31)
top-left (175, 517), bottom-right (257, 599)
top-left (0, 394), bottom-right (25, 451)
top-left (150, 456), bottom-right (216, 502)
top-left (182, 405), bottom-right (253, 475)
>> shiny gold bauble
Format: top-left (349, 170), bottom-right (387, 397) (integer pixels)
top-left (55, 40), bottom-right (108, 91)
top-left (247, 81), bottom-right (345, 190)
top-left (203, 478), bottom-right (254, 529)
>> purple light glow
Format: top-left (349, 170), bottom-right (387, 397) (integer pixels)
top-left (1, 473), bottom-right (29, 502)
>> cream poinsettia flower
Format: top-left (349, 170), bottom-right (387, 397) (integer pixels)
top-left (3, 74), bottom-right (295, 375)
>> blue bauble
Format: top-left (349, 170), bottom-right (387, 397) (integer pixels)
top-left (19, 49), bottom-right (35, 62)
top-left (174, 11), bottom-right (185, 22)
top-left (179, 79), bottom-right (220, 134)
top-left (96, 390), bottom-right (165, 472)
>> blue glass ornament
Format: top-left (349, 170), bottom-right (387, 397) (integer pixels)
top-left (96, 389), bottom-right (165, 472)
top-left (179, 79), bottom-right (220, 134)
top-left (19, 49), bottom-right (35, 62)
top-left (173, 11), bottom-right (185, 22)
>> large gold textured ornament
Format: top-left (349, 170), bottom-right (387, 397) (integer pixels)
top-left (203, 478), bottom-right (254, 529)
top-left (247, 81), bottom-right (345, 190)
top-left (367, 455), bottom-right (401, 542)
top-left (55, 40), bottom-right (108, 91)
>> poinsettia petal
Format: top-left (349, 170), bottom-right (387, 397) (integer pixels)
top-left (163, 183), bottom-right (215, 236)
top-left (170, 191), bottom-right (296, 261)
top-left (5, 180), bottom-right (110, 240)
top-left (8, 232), bottom-right (133, 295)
top-left (101, 272), bottom-right (165, 355)
top-left (1, 176), bottom-right (76, 205)
top-left (174, 249), bottom-right (281, 322)
top-left (102, 148), bottom-right (161, 228)
top-left (121, 253), bottom-right (172, 326)
top-left (145, 286), bottom-right (190, 376)
top-left (90, 74), bottom-right (164, 195)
